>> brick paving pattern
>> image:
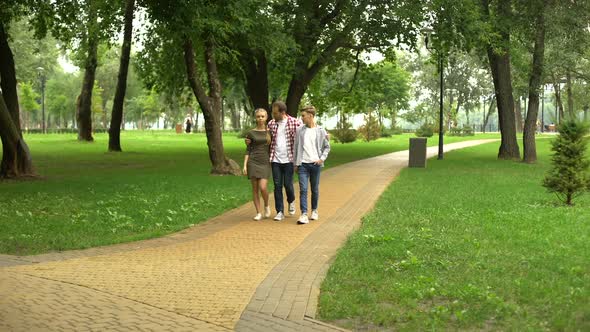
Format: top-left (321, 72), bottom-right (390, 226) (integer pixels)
top-left (0, 140), bottom-right (496, 331)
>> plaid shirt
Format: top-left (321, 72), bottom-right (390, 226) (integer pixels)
top-left (267, 115), bottom-right (302, 163)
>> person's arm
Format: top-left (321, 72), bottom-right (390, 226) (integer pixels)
top-left (293, 128), bottom-right (300, 172)
top-left (243, 154), bottom-right (249, 175)
top-left (318, 128), bottom-right (331, 164)
top-left (243, 133), bottom-right (252, 175)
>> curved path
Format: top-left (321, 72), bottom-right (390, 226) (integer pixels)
top-left (0, 139), bottom-right (496, 331)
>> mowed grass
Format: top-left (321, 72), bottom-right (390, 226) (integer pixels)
top-left (0, 131), bottom-right (499, 255)
top-left (318, 140), bottom-right (590, 331)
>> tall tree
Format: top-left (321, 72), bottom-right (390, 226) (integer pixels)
top-left (0, 3), bottom-right (35, 178)
top-left (522, 0), bottom-right (548, 163)
top-left (481, 0), bottom-right (520, 159)
top-left (108, 0), bottom-right (135, 151)
top-left (140, 0), bottom-right (244, 175)
top-left (50, 0), bottom-right (121, 141)
top-left (284, 1), bottom-right (422, 116)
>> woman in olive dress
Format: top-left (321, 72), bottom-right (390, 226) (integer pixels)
top-left (243, 108), bottom-right (272, 220)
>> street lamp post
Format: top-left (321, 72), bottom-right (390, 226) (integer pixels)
top-left (424, 30), bottom-right (444, 160)
top-left (36, 67), bottom-right (46, 134)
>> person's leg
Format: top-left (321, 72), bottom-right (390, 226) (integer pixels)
top-left (259, 178), bottom-right (271, 218)
top-left (283, 163), bottom-right (296, 206)
top-left (310, 164), bottom-right (321, 211)
top-left (251, 178), bottom-right (260, 213)
top-left (298, 164), bottom-right (309, 214)
top-left (259, 178), bottom-right (270, 210)
top-left (271, 162), bottom-right (284, 213)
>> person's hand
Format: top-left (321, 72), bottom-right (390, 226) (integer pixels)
top-left (326, 133), bottom-right (330, 140)
top-left (313, 160), bottom-right (323, 165)
top-left (242, 166), bottom-right (247, 175)
top-left (245, 138), bottom-right (252, 145)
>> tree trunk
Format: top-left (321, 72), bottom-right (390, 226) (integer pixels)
top-left (488, 49), bottom-right (520, 159)
top-left (0, 23), bottom-right (35, 178)
top-left (230, 102), bottom-right (241, 130)
top-left (523, 4), bottom-right (546, 163)
top-left (239, 49), bottom-right (270, 111)
top-left (285, 33), bottom-right (345, 117)
top-left (482, 0), bottom-right (520, 159)
top-left (515, 97), bottom-right (523, 133)
top-left (584, 105), bottom-right (589, 121)
top-left (566, 70), bottom-right (574, 119)
top-left (108, 0), bottom-right (135, 152)
top-left (183, 36), bottom-right (240, 175)
top-left (552, 78), bottom-right (564, 123)
top-left (0, 23), bottom-right (22, 133)
top-left (483, 96), bottom-right (496, 132)
top-left (0, 92), bottom-right (35, 178)
top-left (77, 23), bottom-right (98, 141)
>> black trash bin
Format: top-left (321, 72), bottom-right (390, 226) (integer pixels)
top-left (409, 137), bottom-right (427, 168)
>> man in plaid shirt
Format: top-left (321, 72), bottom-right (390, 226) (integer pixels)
top-left (267, 101), bottom-right (302, 221)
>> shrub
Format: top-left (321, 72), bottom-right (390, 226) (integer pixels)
top-left (542, 120), bottom-right (590, 205)
top-left (448, 127), bottom-right (462, 136)
top-left (331, 128), bottom-right (358, 143)
top-left (415, 123), bottom-right (434, 137)
top-left (381, 127), bottom-right (403, 137)
top-left (462, 125), bottom-right (474, 136)
top-left (358, 112), bottom-right (381, 141)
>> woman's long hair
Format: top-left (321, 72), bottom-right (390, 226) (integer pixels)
top-left (254, 108), bottom-right (271, 144)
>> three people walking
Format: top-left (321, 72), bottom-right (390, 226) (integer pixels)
top-left (244, 103), bottom-right (330, 224)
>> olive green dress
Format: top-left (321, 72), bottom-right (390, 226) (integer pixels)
top-left (246, 130), bottom-right (271, 179)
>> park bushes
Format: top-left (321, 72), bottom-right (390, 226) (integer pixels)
top-left (415, 123), bottom-right (435, 137)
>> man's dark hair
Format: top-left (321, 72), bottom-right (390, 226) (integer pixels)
top-left (272, 101), bottom-right (287, 114)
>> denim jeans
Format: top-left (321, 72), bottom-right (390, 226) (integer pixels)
top-left (298, 163), bottom-right (321, 214)
top-left (271, 162), bottom-right (295, 213)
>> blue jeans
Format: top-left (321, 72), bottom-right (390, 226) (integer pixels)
top-left (271, 162), bottom-right (295, 213)
top-left (298, 163), bottom-right (321, 214)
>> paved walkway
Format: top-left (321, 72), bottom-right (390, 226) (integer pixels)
top-left (0, 140), bottom-right (496, 331)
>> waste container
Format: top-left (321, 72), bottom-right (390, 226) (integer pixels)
top-left (409, 137), bottom-right (427, 168)
top-left (175, 123), bottom-right (183, 134)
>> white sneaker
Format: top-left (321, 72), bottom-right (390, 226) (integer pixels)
top-left (274, 212), bottom-right (285, 221)
top-left (253, 213), bottom-right (262, 221)
top-left (264, 206), bottom-right (271, 218)
top-left (310, 210), bottom-right (319, 220)
top-left (297, 214), bottom-right (309, 224)
top-left (288, 202), bottom-right (296, 215)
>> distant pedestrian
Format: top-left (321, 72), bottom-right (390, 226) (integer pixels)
top-left (184, 114), bottom-right (193, 133)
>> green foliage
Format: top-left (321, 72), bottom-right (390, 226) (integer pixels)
top-left (18, 82), bottom-right (39, 112)
top-left (9, 18), bottom-right (59, 85)
top-left (381, 127), bottom-right (403, 137)
top-left (318, 141), bottom-right (590, 330)
top-left (331, 116), bottom-right (357, 144)
top-left (45, 70), bottom-right (81, 127)
top-left (415, 123), bottom-right (435, 138)
top-left (447, 125), bottom-right (475, 137)
top-left (462, 125), bottom-right (474, 136)
top-left (357, 111), bottom-right (381, 142)
top-left (543, 120), bottom-right (590, 205)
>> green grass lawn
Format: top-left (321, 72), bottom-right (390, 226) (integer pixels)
top-left (0, 131), bottom-right (498, 255)
top-left (318, 140), bottom-right (589, 331)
